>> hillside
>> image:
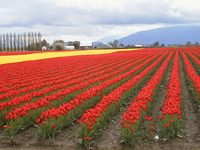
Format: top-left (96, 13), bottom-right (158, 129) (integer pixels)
top-left (118, 25), bottom-right (200, 46)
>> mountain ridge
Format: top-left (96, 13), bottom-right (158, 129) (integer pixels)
top-left (117, 25), bottom-right (200, 46)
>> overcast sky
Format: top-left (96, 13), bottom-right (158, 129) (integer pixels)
top-left (0, 0), bottom-right (200, 45)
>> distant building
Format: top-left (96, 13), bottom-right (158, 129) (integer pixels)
top-left (66, 41), bottom-right (73, 46)
top-left (42, 46), bottom-right (47, 51)
top-left (80, 46), bottom-right (93, 50)
top-left (134, 44), bottom-right (143, 47)
top-left (65, 46), bottom-right (75, 50)
top-left (65, 41), bottom-right (80, 49)
top-left (92, 42), bottom-right (112, 49)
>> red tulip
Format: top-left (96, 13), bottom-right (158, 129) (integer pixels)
top-left (52, 124), bottom-right (56, 128)
top-left (83, 137), bottom-right (92, 140)
top-left (2, 125), bottom-right (7, 129)
top-left (165, 123), bottom-right (170, 128)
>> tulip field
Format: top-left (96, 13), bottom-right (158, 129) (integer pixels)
top-left (0, 47), bottom-right (200, 150)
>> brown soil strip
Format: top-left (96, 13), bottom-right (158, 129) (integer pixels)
top-left (0, 123), bottom-right (85, 150)
top-left (92, 106), bottom-right (133, 150)
top-left (149, 55), bottom-right (173, 135)
top-left (179, 55), bottom-right (200, 143)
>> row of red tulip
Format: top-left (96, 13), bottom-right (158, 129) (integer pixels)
top-left (0, 54), bottom-right (129, 93)
top-left (191, 49), bottom-right (200, 58)
top-left (0, 55), bottom-right (141, 113)
top-left (188, 52), bottom-right (200, 67)
top-left (1, 48), bottom-right (199, 148)
top-left (3, 52), bottom-right (158, 138)
top-left (2, 52), bottom-right (136, 87)
top-left (4, 54), bottom-right (148, 120)
top-left (33, 53), bottom-right (161, 139)
top-left (0, 54), bottom-right (136, 101)
top-left (77, 53), bottom-right (168, 147)
top-left (121, 52), bottom-right (173, 145)
top-left (181, 51), bottom-right (200, 105)
top-left (159, 52), bottom-right (182, 139)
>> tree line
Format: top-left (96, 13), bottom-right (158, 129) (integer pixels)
top-left (0, 32), bottom-right (49, 52)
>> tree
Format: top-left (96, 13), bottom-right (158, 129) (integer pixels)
top-left (53, 40), bottom-right (65, 44)
top-left (9, 33), bottom-right (13, 51)
top-left (20, 34), bottom-right (24, 51)
top-left (3, 34), bottom-right (6, 51)
top-left (13, 33), bottom-right (17, 51)
top-left (0, 35), bottom-right (2, 51)
top-left (6, 33), bottom-right (10, 51)
top-left (153, 41), bottom-right (160, 47)
top-left (28, 32), bottom-right (31, 48)
top-left (17, 34), bottom-right (21, 51)
top-left (41, 39), bottom-right (47, 47)
top-left (27, 43), bottom-right (35, 51)
top-left (0, 32), bottom-right (44, 52)
top-left (23, 33), bottom-right (27, 50)
top-left (73, 41), bottom-right (80, 49)
top-left (38, 32), bottom-right (42, 43)
top-left (185, 41), bottom-right (192, 47)
top-left (52, 43), bottom-right (65, 50)
top-left (52, 40), bottom-right (65, 50)
top-left (194, 42), bottom-right (199, 46)
top-left (161, 43), bottom-right (165, 47)
top-left (31, 32), bottom-right (35, 51)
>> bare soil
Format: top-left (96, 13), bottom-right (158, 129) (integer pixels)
top-left (179, 56), bottom-right (200, 143)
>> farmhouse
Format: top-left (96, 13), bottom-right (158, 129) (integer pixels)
top-left (80, 46), bottom-right (93, 49)
top-left (65, 46), bottom-right (75, 50)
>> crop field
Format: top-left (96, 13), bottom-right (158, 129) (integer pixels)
top-left (0, 47), bottom-right (199, 150)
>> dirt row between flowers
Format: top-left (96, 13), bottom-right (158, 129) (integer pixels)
top-left (180, 54), bottom-right (200, 143)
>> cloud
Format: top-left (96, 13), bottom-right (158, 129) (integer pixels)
top-left (0, 0), bottom-right (200, 45)
top-left (1, 0), bottom-right (200, 27)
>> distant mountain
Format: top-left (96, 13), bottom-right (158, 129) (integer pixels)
top-left (118, 25), bottom-right (200, 46)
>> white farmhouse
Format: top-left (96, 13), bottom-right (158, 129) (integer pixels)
top-left (42, 46), bottom-right (47, 51)
top-left (134, 44), bottom-right (143, 47)
top-left (65, 46), bottom-right (75, 50)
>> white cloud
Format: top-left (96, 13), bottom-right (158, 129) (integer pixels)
top-left (0, 0), bottom-right (200, 45)
top-left (0, 23), bottom-right (169, 45)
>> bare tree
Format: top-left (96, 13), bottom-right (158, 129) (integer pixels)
top-left (17, 34), bottom-right (20, 51)
top-left (0, 35), bottom-right (2, 51)
top-left (23, 32), bottom-right (27, 50)
top-left (9, 33), bottom-right (13, 51)
top-left (13, 33), bottom-right (17, 51)
top-left (28, 32), bottom-right (31, 47)
top-left (3, 34), bottom-right (6, 51)
top-left (32, 32), bottom-right (35, 50)
top-left (38, 32), bottom-right (42, 43)
top-left (20, 34), bottom-right (24, 51)
top-left (6, 33), bottom-right (9, 51)
top-left (34, 32), bottom-right (38, 44)
top-left (0, 32), bottom-right (44, 52)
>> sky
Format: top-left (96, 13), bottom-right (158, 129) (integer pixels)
top-left (0, 0), bottom-right (200, 46)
